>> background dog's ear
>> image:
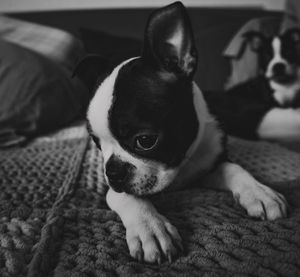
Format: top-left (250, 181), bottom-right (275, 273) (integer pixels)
top-left (142, 1), bottom-right (197, 79)
top-left (72, 55), bottom-right (109, 94)
top-left (243, 31), bottom-right (266, 52)
top-left (283, 28), bottom-right (300, 44)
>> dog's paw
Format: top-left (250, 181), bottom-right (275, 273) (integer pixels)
top-left (125, 213), bottom-right (183, 263)
top-left (234, 182), bottom-right (288, 220)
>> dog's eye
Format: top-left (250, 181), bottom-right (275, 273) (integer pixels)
top-left (289, 31), bottom-right (300, 44)
top-left (135, 135), bottom-right (158, 151)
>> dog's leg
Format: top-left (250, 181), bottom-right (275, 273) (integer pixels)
top-left (106, 188), bottom-right (183, 263)
top-left (203, 162), bottom-right (288, 220)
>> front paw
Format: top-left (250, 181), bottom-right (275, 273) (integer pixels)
top-left (234, 182), bottom-right (288, 220)
top-left (126, 213), bottom-right (183, 263)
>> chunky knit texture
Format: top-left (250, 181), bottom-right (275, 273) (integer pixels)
top-left (0, 125), bottom-right (300, 277)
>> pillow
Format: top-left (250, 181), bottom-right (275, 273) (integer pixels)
top-left (0, 15), bottom-right (85, 71)
top-left (80, 28), bottom-right (142, 69)
top-left (193, 22), bottom-right (241, 91)
top-left (0, 38), bottom-right (89, 148)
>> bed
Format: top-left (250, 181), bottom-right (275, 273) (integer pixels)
top-left (0, 6), bottom-right (300, 277)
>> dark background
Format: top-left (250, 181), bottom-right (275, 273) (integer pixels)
top-left (9, 8), bottom-right (281, 91)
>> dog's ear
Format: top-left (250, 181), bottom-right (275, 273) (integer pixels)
top-left (72, 55), bottom-right (109, 93)
top-left (243, 31), bottom-right (266, 52)
top-left (283, 28), bottom-right (300, 44)
top-left (142, 1), bottom-right (197, 79)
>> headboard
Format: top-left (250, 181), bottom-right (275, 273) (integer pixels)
top-left (6, 8), bottom-right (282, 90)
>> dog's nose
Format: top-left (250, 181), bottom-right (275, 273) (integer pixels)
top-left (105, 155), bottom-right (135, 192)
top-left (272, 62), bottom-right (286, 75)
top-left (106, 163), bottom-right (128, 183)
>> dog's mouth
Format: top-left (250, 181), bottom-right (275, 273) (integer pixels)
top-left (109, 183), bottom-right (124, 193)
top-left (268, 73), bottom-right (296, 84)
top-left (108, 184), bottom-right (146, 195)
top-left (108, 181), bottom-right (130, 193)
top-left (108, 180), bottom-right (159, 196)
top-left (108, 181), bottom-right (138, 194)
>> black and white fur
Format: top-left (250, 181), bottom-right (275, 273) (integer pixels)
top-left (222, 29), bottom-right (300, 141)
top-left (75, 2), bottom-right (288, 263)
top-left (254, 29), bottom-right (300, 140)
top-left (245, 29), bottom-right (300, 106)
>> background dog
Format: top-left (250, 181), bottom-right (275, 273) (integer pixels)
top-left (245, 28), bottom-right (300, 107)
top-left (204, 28), bottom-right (300, 141)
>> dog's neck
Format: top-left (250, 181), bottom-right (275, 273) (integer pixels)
top-left (170, 82), bottom-right (224, 190)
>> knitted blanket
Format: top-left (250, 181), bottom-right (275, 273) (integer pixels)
top-left (0, 125), bottom-right (300, 277)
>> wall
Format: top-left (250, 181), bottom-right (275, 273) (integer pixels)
top-left (0, 0), bottom-right (285, 13)
top-left (8, 7), bottom-right (281, 91)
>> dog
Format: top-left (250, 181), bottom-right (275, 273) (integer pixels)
top-left (244, 28), bottom-right (300, 107)
top-left (245, 29), bottom-right (300, 141)
top-left (74, 2), bottom-right (288, 263)
top-left (205, 28), bottom-right (300, 141)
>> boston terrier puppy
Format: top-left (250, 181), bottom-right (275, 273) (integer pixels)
top-left (75, 2), bottom-right (288, 263)
top-left (205, 28), bottom-right (300, 141)
top-left (245, 29), bottom-right (300, 141)
top-left (245, 28), bottom-right (300, 107)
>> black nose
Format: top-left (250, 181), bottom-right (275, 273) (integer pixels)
top-left (272, 62), bottom-right (286, 75)
top-left (106, 162), bottom-right (128, 183)
top-left (105, 155), bottom-right (135, 192)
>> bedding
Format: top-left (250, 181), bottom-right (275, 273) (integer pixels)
top-left (0, 123), bottom-right (299, 276)
top-left (0, 38), bottom-right (88, 148)
top-left (1, 6), bottom-right (300, 277)
top-left (0, 15), bottom-right (85, 71)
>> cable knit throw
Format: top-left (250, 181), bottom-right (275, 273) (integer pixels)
top-left (0, 125), bottom-right (300, 277)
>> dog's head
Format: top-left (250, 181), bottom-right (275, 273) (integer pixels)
top-left (244, 28), bottom-right (300, 85)
top-left (76, 2), bottom-right (199, 195)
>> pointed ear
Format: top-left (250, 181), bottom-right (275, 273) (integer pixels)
top-left (142, 1), bottom-right (197, 79)
top-left (243, 31), bottom-right (266, 52)
top-left (72, 55), bottom-right (109, 92)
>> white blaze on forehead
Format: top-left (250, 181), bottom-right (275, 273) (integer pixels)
top-left (88, 58), bottom-right (135, 141)
top-left (88, 57), bottom-right (138, 162)
top-left (272, 37), bottom-right (281, 59)
top-left (266, 37), bottom-right (288, 78)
